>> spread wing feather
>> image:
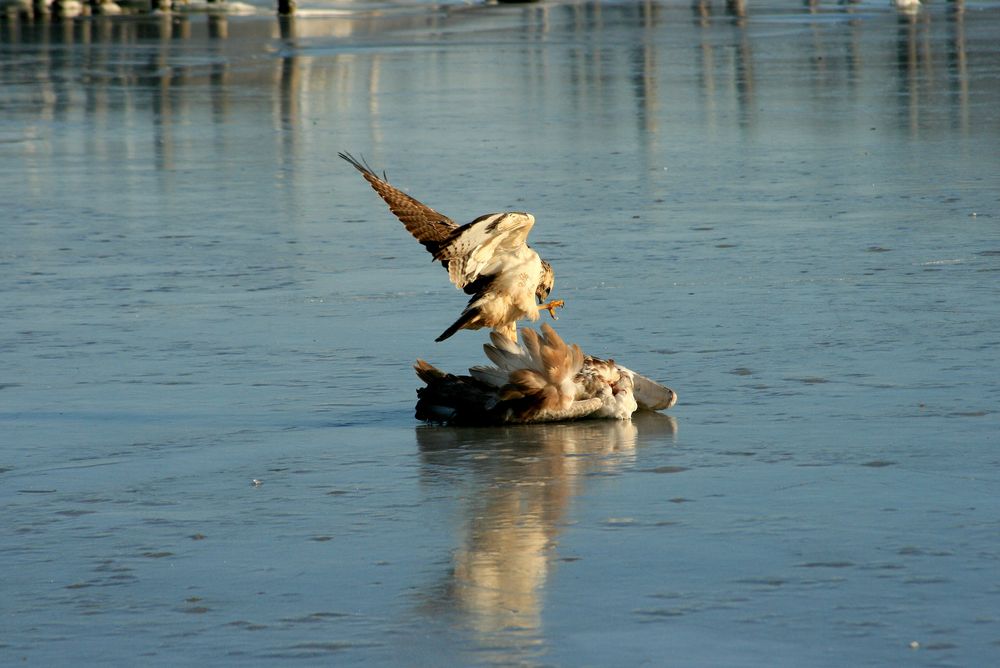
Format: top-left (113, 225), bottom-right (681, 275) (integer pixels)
top-left (342, 152), bottom-right (538, 296)
top-left (434, 212), bottom-right (535, 289)
top-left (339, 152), bottom-right (457, 256)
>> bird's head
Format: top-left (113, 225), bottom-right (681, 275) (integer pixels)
top-left (536, 260), bottom-right (554, 301)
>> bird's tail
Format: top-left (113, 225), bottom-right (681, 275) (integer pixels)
top-left (435, 308), bottom-right (480, 342)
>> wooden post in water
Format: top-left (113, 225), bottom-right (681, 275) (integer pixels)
top-left (277, 0), bottom-right (295, 15)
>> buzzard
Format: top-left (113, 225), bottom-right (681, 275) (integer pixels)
top-left (413, 323), bottom-right (677, 425)
top-left (340, 152), bottom-right (563, 342)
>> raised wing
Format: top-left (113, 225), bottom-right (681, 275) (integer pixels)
top-left (339, 152), bottom-right (457, 256)
top-left (434, 212), bottom-right (536, 289)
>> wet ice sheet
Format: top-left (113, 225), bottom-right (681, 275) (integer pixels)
top-left (2, 0), bottom-right (1000, 665)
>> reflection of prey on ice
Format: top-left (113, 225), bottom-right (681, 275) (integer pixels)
top-left (415, 323), bottom-right (677, 425)
top-left (415, 415), bottom-right (677, 659)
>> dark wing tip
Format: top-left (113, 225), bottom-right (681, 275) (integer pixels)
top-left (339, 151), bottom-right (376, 175)
top-left (339, 151), bottom-right (389, 180)
top-left (338, 151), bottom-right (359, 167)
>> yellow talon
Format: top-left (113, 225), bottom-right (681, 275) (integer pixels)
top-left (538, 299), bottom-right (565, 320)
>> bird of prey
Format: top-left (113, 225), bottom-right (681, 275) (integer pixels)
top-left (340, 152), bottom-right (563, 343)
top-left (413, 323), bottom-right (677, 425)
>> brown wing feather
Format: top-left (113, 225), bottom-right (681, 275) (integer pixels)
top-left (339, 152), bottom-right (457, 256)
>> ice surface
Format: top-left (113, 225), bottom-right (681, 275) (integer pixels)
top-left (2, 1), bottom-right (999, 665)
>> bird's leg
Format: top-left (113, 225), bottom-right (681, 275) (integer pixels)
top-left (537, 299), bottom-right (565, 320)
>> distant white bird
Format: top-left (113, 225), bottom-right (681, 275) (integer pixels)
top-left (340, 152), bottom-right (562, 343)
top-left (414, 323), bottom-right (677, 425)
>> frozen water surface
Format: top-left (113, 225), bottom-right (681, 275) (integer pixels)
top-left (2, 0), bottom-right (999, 664)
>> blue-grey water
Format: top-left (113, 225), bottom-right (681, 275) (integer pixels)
top-left (2, 0), bottom-right (999, 665)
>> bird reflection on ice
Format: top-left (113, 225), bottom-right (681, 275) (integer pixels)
top-left (415, 414), bottom-right (676, 661)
